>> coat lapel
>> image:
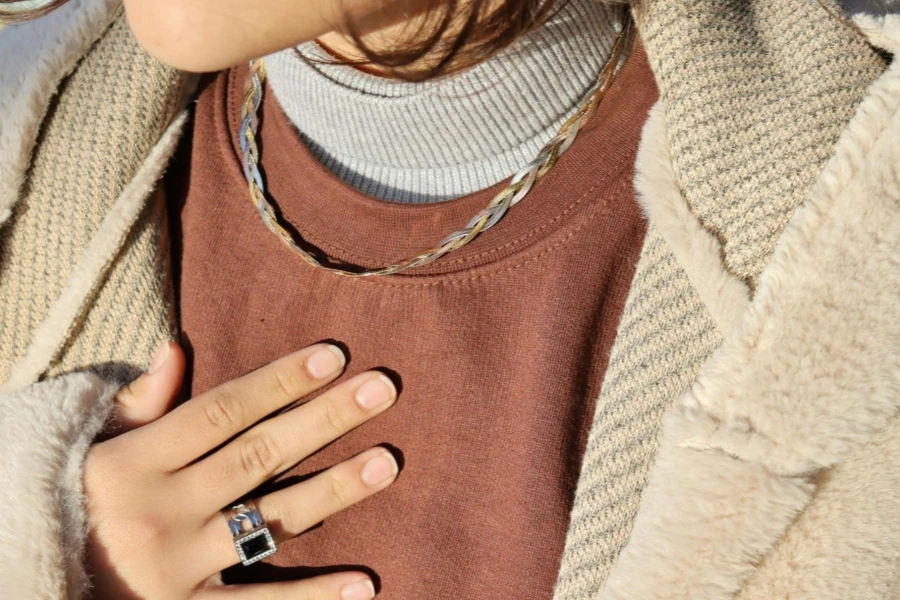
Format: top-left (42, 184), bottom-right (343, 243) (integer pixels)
top-left (554, 1), bottom-right (891, 598)
top-left (591, 10), bottom-right (900, 600)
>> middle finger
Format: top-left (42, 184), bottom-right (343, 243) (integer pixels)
top-left (180, 370), bottom-right (398, 511)
top-left (135, 343), bottom-right (347, 471)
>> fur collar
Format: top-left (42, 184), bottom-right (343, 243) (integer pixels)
top-left (596, 12), bottom-right (900, 598)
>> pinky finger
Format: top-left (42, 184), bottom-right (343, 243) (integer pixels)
top-left (196, 572), bottom-right (376, 600)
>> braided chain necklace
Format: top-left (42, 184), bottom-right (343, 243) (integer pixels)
top-left (239, 8), bottom-right (636, 278)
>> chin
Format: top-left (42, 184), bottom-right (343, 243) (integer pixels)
top-left (121, 0), bottom-right (298, 73)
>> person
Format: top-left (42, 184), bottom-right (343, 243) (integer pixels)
top-left (0, 0), bottom-right (898, 599)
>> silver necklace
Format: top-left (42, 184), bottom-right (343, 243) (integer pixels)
top-left (238, 7), bottom-right (635, 277)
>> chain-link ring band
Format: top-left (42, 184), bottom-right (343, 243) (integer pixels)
top-left (223, 500), bottom-right (277, 566)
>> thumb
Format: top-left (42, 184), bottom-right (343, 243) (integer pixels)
top-left (110, 340), bottom-right (186, 435)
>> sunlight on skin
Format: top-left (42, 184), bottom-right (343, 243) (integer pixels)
top-left (122, 0), bottom-right (440, 72)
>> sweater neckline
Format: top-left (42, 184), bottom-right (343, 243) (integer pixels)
top-left (261, 0), bottom-right (622, 202)
top-left (221, 42), bottom-right (654, 277)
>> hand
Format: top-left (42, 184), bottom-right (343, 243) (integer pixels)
top-left (84, 341), bottom-right (399, 600)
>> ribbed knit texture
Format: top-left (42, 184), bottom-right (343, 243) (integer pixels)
top-left (550, 2), bottom-right (887, 598)
top-left (264, 0), bottom-right (620, 202)
top-left (0, 17), bottom-right (183, 384)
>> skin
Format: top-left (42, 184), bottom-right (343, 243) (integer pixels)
top-left (86, 341), bottom-right (401, 599)
top-left (122, 0), bottom-right (439, 73)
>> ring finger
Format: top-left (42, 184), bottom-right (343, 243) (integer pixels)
top-left (198, 445), bottom-right (399, 574)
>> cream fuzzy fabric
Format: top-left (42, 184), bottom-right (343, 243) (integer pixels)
top-left (0, 1), bottom-right (898, 599)
top-left (0, 372), bottom-right (120, 600)
top-left (631, 102), bottom-right (751, 333)
top-left (552, 2), bottom-right (888, 595)
top-left (597, 12), bottom-right (900, 600)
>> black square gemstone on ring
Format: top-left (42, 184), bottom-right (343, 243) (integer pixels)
top-left (235, 527), bottom-right (277, 565)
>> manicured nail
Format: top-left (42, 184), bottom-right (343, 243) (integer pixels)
top-left (341, 578), bottom-right (375, 600)
top-left (305, 345), bottom-right (345, 379)
top-left (361, 451), bottom-right (398, 487)
top-left (355, 375), bottom-right (396, 410)
top-left (147, 341), bottom-right (170, 375)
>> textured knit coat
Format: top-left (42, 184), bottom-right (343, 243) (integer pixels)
top-left (1, 0), bottom-right (899, 598)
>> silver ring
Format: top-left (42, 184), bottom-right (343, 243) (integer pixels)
top-left (223, 500), bottom-right (277, 566)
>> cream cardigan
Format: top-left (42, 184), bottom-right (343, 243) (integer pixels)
top-left (1, 1), bottom-right (899, 598)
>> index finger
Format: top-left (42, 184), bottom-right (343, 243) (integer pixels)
top-left (132, 343), bottom-right (346, 471)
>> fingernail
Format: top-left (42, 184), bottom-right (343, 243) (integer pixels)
top-left (361, 450), bottom-right (398, 487)
top-left (341, 579), bottom-right (375, 600)
top-left (147, 341), bottom-right (170, 375)
top-left (341, 578), bottom-right (375, 600)
top-left (354, 375), bottom-right (396, 410)
top-left (305, 345), bottom-right (345, 379)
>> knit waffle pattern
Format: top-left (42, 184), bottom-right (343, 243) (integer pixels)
top-left (0, 17), bottom-right (183, 383)
top-left (640, 0), bottom-right (888, 288)
top-left (552, 226), bottom-right (723, 599)
top-left (551, 1), bottom-right (886, 598)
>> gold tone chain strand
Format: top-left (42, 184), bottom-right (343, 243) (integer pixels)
top-left (239, 8), bottom-right (636, 277)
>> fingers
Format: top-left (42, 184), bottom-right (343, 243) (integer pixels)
top-left (196, 572), bottom-right (376, 600)
top-left (258, 446), bottom-right (398, 540)
top-left (109, 340), bottom-right (185, 435)
top-left (184, 371), bottom-right (397, 509)
top-left (199, 446), bottom-right (398, 575)
top-left (136, 343), bottom-right (347, 471)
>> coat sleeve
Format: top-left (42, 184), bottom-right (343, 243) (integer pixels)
top-left (0, 371), bottom-right (122, 600)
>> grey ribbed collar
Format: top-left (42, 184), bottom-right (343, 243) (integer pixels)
top-left (263, 0), bottom-right (620, 202)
